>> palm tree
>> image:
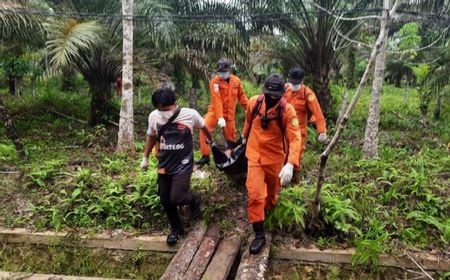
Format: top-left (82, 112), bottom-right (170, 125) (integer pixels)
top-left (44, 0), bottom-right (175, 125)
top-left (162, 0), bottom-right (250, 110)
top-left (239, 0), bottom-right (372, 117)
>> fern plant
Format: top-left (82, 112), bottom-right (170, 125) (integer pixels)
top-left (351, 233), bottom-right (388, 268)
top-left (265, 186), bottom-right (307, 231)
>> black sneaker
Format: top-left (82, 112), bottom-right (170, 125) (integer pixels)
top-left (190, 196), bottom-right (202, 221)
top-left (195, 156), bottom-right (210, 165)
top-left (249, 234), bottom-right (266, 254)
top-left (166, 228), bottom-right (184, 246)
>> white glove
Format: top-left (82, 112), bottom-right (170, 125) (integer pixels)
top-left (318, 132), bottom-right (327, 143)
top-left (242, 137), bottom-right (247, 144)
top-left (140, 156), bottom-right (148, 170)
top-left (217, 117), bottom-right (226, 128)
top-left (279, 163), bottom-right (294, 186)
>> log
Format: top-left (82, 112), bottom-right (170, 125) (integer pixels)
top-left (235, 233), bottom-right (272, 280)
top-left (184, 224), bottom-right (221, 280)
top-left (0, 271), bottom-right (129, 280)
top-left (273, 246), bottom-right (450, 271)
top-left (202, 235), bottom-right (241, 280)
top-left (160, 222), bottom-right (207, 280)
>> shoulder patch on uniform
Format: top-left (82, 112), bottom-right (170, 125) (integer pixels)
top-left (292, 118), bottom-right (299, 126)
top-left (308, 94), bottom-right (316, 101)
top-left (213, 83), bottom-right (219, 93)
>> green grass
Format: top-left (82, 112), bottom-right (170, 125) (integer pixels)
top-left (0, 243), bottom-right (171, 279)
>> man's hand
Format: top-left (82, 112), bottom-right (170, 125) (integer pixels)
top-left (140, 156), bottom-right (149, 171)
top-left (217, 117), bottom-right (226, 128)
top-left (279, 163), bottom-right (294, 186)
top-left (318, 132), bottom-right (327, 143)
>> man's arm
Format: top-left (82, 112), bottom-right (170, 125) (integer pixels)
top-left (306, 90), bottom-right (327, 134)
top-left (210, 80), bottom-right (224, 118)
top-left (284, 106), bottom-right (302, 169)
top-left (238, 82), bottom-right (248, 110)
top-left (141, 134), bottom-right (157, 171)
top-left (200, 126), bottom-right (213, 144)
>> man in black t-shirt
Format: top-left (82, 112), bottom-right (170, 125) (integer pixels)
top-left (140, 88), bottom-right (213, 245)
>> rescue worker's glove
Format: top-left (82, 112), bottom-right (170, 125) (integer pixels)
top-left (318, 132), bottom-right (327, 143)
top-left (218, 117), bottom-right (226, 128)
top-left (242, 137), bottom-right (247, 145)
top-left (140, 156), bottom-right (148, 171)
top-left (279, 163), bottom-right (294, 186)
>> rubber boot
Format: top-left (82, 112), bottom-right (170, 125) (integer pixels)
top-left (189, 195), bottom-right (202, 221)
top-left (196, 155), bottom-right (210, 165)
top-left (164, 205), bottom-right (184, 246)
top-left (249, 222), bottom-right (266, 254)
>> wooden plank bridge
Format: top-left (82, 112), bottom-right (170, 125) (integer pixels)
top-left (160, 222), bottom-right (272, 280)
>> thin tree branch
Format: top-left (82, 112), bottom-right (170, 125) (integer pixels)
top-left (313, 2), bottom-right (380, 21)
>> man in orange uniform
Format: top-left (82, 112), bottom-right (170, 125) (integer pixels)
top-left (285, 67), bottom-right (327, 168)
top-left (242, 74), bottom-right (302, 254)
top-left (196, 58), bottom-right (248, 165)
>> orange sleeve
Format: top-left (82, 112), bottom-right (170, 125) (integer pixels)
top-left (237, 81), bottom-right (248, 110)
top-left (306, 89), bottom-right (327, 133)
top-left (284, 104), bottom-right (302, 168)
top-left (242, 97), bottom-right (256, 138)
top-left (209, 79), bottom-right (224, 118)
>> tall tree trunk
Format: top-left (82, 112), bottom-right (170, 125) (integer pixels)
top-left (189, 75), bottom-right (200, 110)
top-left (8, 77), bottom-right (15, 95)
top-left (433, 94), bottom-right (442, 120)
top-left (362, 0), bottom-right (391, 159)
top-left (313, 75), bottom-right (333, 119)
top-left (117, 0), bottom-right (135, 153)
top-left (308, 0), bottom-right (400, 231)
top-left (61, 68), bottom-right (76, 92)
top-left (14, 77), bottom-right (23, 97)
top-left (0, 93), bottom-right (27, 161)
top-left (89, 82), bottom-right (113, 126)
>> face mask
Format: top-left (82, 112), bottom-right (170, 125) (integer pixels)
top-left (218, 71), bottom-right (230, 80)
top-left (264, 94), bottom-right (281, 109)
top-left (157, 110), bottom-right (174, 120)
top-left (291, 84), bottom-right (301, 91)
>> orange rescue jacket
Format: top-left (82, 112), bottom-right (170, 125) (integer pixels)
top-left (284, 84), bottom-right (327, 133)
top-left (208, 74), bottom-right (248, 120)
top-left (243, 95), bottom-right (302, 168)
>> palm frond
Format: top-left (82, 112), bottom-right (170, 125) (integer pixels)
top-left (45, 19), bottom-right (103, 68)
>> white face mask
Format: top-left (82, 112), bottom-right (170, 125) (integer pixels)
top-left (157, 110), bottom-right (174, 120)
top-left (218, 71), bottom-right (230, 80)
top-left (291, 84), bottom-right (301, 91)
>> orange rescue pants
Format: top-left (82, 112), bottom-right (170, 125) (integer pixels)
top-left (246, 161), bottom-right (284, 223)
top-left (199, 112), bottom-right (236, 156)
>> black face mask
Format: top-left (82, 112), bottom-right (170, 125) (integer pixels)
top-left (264, 94), bottom-right (281, 109)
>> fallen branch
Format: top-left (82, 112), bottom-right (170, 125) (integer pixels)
top-left (50, 110), bottom-right (88, 124)
top-left (406, 253), bottom-right (435, 280)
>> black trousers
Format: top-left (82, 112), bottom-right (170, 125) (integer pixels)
top-left (158, 172), bottom-right (195, 230)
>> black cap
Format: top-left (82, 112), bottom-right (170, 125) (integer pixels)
top-left (217, 58), bottom-right (232, 72)
top-left (288, 67), bottom-right (305, 85)
top-left (263, 73), bottom-right (285, 95)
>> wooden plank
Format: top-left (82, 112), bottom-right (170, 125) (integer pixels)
top-left (0, 227), bottom-right (179, 252)
top-left (184, 224), bottom-right (221, 280)
top-left (273, 246), bottom-right (450, 271)
top-left (235, 233), bottom-right (272, 280)
top-left (0, 271), bottom-right (129, 280)
top-left (202, 235), bottom-right (241, 280)
top-left (160, 223), bottom-right (207, 280)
